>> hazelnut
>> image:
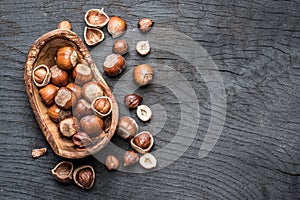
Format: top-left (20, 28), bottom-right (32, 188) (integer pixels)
top-left (32, 64), bottom-right (51, 87)
top-left (112, 39), bottom-right (129, 55)
top-left (58, 116), bottom-right (79, 137)
top-left (91, 96), bottom-right (112, 117)
top-left (56, 46), bottom-right (78, 71)
top-left (139, 153), bottom-right (157, 170)
top-left (50, 65), bottom-right (68, 86)
top-left (84, 8), bottom-right (109, 28)
top-left (57, 20), bottom-right (72, 30)
top-left (72, 63), bottom-right (93, 85)
top-left (103, 54), bottom-right (126, 77)
top-left (66, 83), bottom-right (82, 99)
top-left (54, 87), bottom-right (77, 110)
top-left (82, 81), bottom-right (104, 103)
top-left (133, 64), bottom-right (154, 86)
top-left (72, 132), bottom-right (94, 148)
top-left (84, 26), bottom-right (105, 46)
top-left (107, 16), bottom-right (127, 38)
top-left (47, 104), bottom-right (71, 123)
top-left (138, 18), bottom-right (154, 32)
top-left (117, 116), bottom-right (138, 140)
top-left (136, 105), bottom-right (152, 122)
top-left (136, 40), bottom-right (150, 56)
top-left (31, 147), bottom-right (47, 158)
top-left (105, 155), bottom-right (119, 170)
top-left (123, 150), bottom-right (139, 167)
top-left (124, 94), bottom-right (143, 109)
top-left (51, 161), bottom-right (73, 183)
top-left (73, 165), bottom-right (95, 190)
top-left (80, 115), bottom-right (104, 137)
top-left (72, 99), bottom-right (93, 119)
top-left (130, 131), bottom-right (154, 154)
top-left (38, 84), bottom-right (58, 105)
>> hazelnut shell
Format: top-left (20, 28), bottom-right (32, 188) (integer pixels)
top-left (91, 96), bottom-right (113, 118)
top-left (73, 165), bottom-right (95, 190)
top-left (85, 8), bottom-right (109, 28)
top-left (51, 161), bottom-right (73, 183)
top-left (84, 26), bottom-right (105, 46)
top-left (32, 64), bottom-right (51, 87)
top-left (130, 131), bottom-right (154, 154)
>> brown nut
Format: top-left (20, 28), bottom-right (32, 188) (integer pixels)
top-left (31, 147), bottom-right (47, 158)
top-left (136, 40), bottom-right (150, 56)
top-left (54, 87), bottom-right (77, 110)
top-left (80, 115), bottom-right (104, 137)
top-left (56, 46), bottom-right (78, 71)
top-left (124, 94), bottom-right (143, 109)
top-left (50, 65), bottom-right (68, 86)
top-left (58, 116), bottom-right (79, 137)
top-left (82, 81), bottom-right (104, 103)
top-left (72, 63), bottom-right (93, 85)
top-left (105, 155), bottom-right (119, 170)
top-left (138, 18), bottom-right (154, 33)
top-left (72, 132), bottom-right (94, 148)
top-left (112, 39), bottom-right (129, 55)
top-left (130, 131), bottom-right (154, 154)
top-left (72, 99), bottom-right (93, 119)
top-left (123, 150), bottom-right (139, 167)
top-left (48, 104), bottom-right (71, 123)
top-left (103, 54), bottom-right (125, 77)
top-left (33, 64), bottom-right (51, 87)
top-left (57, 20), bottom-right (72, 30)
top-left (91, 96), bottom-right (112, 117)
top-left (73, 165), bottom-right (95, 190)
top-left (84, 26), bottom-right (105, 46)
top-left (136, 105), bottom-right (152, 121)
top-left (117, 116), bottom-right (138, 140)
top-left (51, 161), bottom-right (73, 183)
top-left (107, 16), bottom-right (127, 38)
top-left (133, 64), bottom-right (154, 86)
top-left (85, 8), bottom-right (109, 28)
top-left (66, 83), bottom-right (82, 99)
top-left (38, 84), bottom-right (58, 105)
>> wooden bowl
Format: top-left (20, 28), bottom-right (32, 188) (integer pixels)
top-left (24, 29), bottom-right (118, 159)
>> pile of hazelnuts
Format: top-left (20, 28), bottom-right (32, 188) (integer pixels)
top-left (78, 8), bottom-right (157, 170)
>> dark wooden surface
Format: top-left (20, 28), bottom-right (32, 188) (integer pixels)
top-left (0, 0), bottom-right (299, 199)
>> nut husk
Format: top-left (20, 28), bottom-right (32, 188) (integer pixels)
top-left (85, 8), bottom-right (109, 28)
top-left (31, 148), bottom-right (47, 158)
top-left (51, 161), bottom-right (73, 183)
top-left (130, 131), bottom-right (154, 154)
top-left (73, 165), bottom-right (95, 190)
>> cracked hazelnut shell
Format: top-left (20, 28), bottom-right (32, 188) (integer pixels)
top-left (85, 8), bottom-right (109, 28)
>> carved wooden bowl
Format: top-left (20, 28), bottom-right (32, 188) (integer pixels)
top-left (24, 29), bottom-right (118, 159)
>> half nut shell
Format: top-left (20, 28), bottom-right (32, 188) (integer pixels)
top-left (51, 161), bottom-right (73, 183)
top-left (130, 131), bottom-right (154, 154)
top-left (73, 165), bottom-right (95, 190)
top-left (91, 96), bottom-right (113, 118)
top-left (85, 8), bottom-right (109, 28)
top-left (84, 26), bottom-right (105, 46)
top-left (32, 64), bottom-right (51, 87)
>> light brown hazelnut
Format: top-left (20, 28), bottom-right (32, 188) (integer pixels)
top-left (123, 150), bottom-right (139, 167)
top-left (56, 46), bottom-right (78, 71)
top-left (112, 39), bottom-right (129, 55)
top-left (133, 64), bottom-right (154, 86)
top-left (82, 81), bottom-right (104, 103)
top-left (54, 87), bottom-right (77, 110)
top-left (58, 116), bottom-right (79, 137)
top-left (72, 99), bottom-right (93, 119)
top-left (50, 65), bottom-right (68, 86)
top-left (80, 115), bottom-right (104, 137)
top-left (117, 116), bottom-right (138, 140)
top-left (105, 155), bottom-right (119, 170)
top-left (138, 18), bottom-right (154, 32)
top-left (107, 16), bottom-right (127, 38)
top-left (72, 63), bottom-right (93, 85)
top-left (57, 20), bottom-right (72, 30)
top-left (38, 84), bottom-right (58, 105)
top-left (103, 54), bottom-right (125, 77)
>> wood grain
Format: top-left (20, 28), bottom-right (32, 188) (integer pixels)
top-left (0, 0), bottom-right (299, 199)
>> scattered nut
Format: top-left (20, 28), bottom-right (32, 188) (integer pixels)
top-left (73, 165), bottom-right (95, 190)
top-left (117, 116), bottom-right (139, 140)
top-left (51, 161), bottom-right (73, 183)
top-left (124, 94), bottom-right (143, 109)
top-left (138, 18), bottom-right (154, 32)
top-left (133, 64), bottom-right (154, 86)
top-left (57, 20), bottom-right (72, 30)
top-left (136, 105), bottom-right (152, 121)
top-left (105, 155), bottom-right (119, 170)
top-left (130, 131), bottom-right (154, 154)
top-left (103, 54), bottom-right (126, 77)
top-left (112, 39), bottom-right (129, 55)
top-left (107, 16), bottom-right (127, 38)
top-left (139, 153), bottom-right (157, 170)
top-left (136, 40), bottom-right (150, 56)
top-left (123, 150), bottom-right (139, 167)
top-left (31, 148), bottom-right (47, 158)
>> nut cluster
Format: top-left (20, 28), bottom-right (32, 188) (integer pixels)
top-left (33, 45), bottom-right (113, 149)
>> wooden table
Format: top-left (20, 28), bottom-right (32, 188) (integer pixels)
top-left (1, 0), bottom-right (299, 199)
